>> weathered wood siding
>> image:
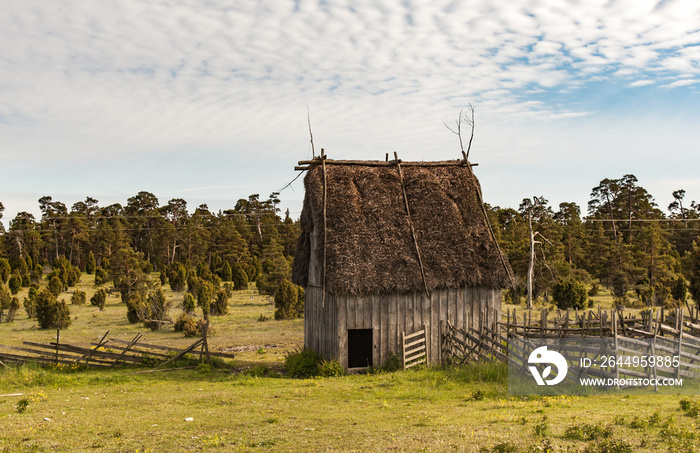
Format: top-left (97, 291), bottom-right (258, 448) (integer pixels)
top-left (304, 286), bottom-right (339, 361)
top-left (304, 286), bottom-right (502, 369)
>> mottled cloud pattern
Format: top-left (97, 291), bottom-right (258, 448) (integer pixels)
top-left (0, 0), bottom-right (699, 219)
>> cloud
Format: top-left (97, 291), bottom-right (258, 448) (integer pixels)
top-left (661, 78), bottom-right (699, 88)
top-left (628, 79), bottom-right (656, 87)
top-left (1, 0), bottom-right (700, 221)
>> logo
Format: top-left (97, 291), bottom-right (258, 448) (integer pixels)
top-left (528, 346), bottom-right (568, 386)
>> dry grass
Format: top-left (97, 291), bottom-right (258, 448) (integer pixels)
top-left (1, 274), bottom-right (302, 367)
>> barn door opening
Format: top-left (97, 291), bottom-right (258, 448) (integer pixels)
top-left (347, 329), bottom-right (373, 368)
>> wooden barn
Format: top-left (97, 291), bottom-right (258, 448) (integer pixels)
top-left (291, 155), bottom-right (513, 369)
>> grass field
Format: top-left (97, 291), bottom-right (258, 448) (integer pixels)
top-left (1, 275), bottom-right (699, 452)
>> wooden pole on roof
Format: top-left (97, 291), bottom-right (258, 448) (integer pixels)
top-left (322, 149), bottom-right (328, 308)
top-left (394, 152), bottom-right (430, 299)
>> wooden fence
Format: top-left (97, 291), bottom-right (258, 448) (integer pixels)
top-left (401, 325), bottom-right (427, 370)
top-left (440, 308), bottom-right (506, 365)
top-left (0, 328), bottom-right (235, 369)
top-left (441, 306), bottom-right (700, 385)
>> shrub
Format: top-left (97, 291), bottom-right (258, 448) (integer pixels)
top-left (90, 288), bottom-right (107, 310)
top-left (24, 287), bottom-right (38, 318)
top-left (564, 422), bottom-right (613, 440)
top-left (197, 281), bottom-right (213, 318)
top-left (48, 276), bottom-right (64, 297)
top-left (31, 264), bottom-right (43, 283)
top-left (679, 398), bottom-right (700, 417)
top-left (220, 261), bottom-right (232, 282)
top-left (232, 263), bottom-right (248, 290)
top-left (5, 297), bottom-right (20, 323)
top-left (284, 347), bottom-right (323, 378)
top-left (480, 442), bottom-right (518, 453)
top-left (656, 283), bottom-right (676, 308)
top-left (318, 359), bottom-right (344, 377)
top-left (182, 293), bottom-right (196, 313)
top-left (143, 289), bottom-right (172, 331)
top-left (168, 263), bottom-right (187, 291)
top-left (672, 274), bottom-right (688, 302)
top-left (94, 267), bottom-right (107, 286)
top-left (46, 257), bottom-right (81, 289)
top-left (35, 289), bottom-right (71, 329)
top-left (582, 438), bottom-right (633, 453)
top-left (86, 251), bottom-right (96, 274)
top-left (552, 279), bottom-right (588, 310)
top-left (0, 286), bottom-right (11, 322)
top-left (126, 294), bottom-right (145, 324)
top-left (274, 279), bottom-right (303, 320)
top-left (588, 281), bottom-right (600, 297)
top-left (610, 270), bottom-right (629, 303)
top-left (8, 273), bottom-right (22, 295)
top-left (71, 290), bottom-right (86, 305)
top-left (188, 275), bottom-right (200, 294)
top-left (381, 352), bottom-right (402, 372)
top-left (211, 289), bottom-right (229, 316)
top-left (0, 258), bottom-right (10, 284)
top-left (159, 269), bottom-right (168, 286)
top-left (533, 415), bottom-right (549, 437)
top-left (174, 312), bottom-right (198, 336)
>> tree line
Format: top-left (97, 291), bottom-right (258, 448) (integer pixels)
top-left (0, 192), bottom-right (303, 327)
top-left (488, 174), bottom-right (700, 309)
top-left (2, 173), bottom-right (700, 324)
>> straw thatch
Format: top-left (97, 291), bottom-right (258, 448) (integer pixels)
top-left (292, 159), bottom-right (513, 295)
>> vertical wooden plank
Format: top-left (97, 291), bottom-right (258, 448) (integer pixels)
top-left (345, 296), bottom-right (353, 331)
top-left (440, 289), bottom-right (448, 365)
top-left (364, 294), bottom-right (372, 331)
top-left (372, 293), bottom-right (380, 367)
top-left (430, 291), bottom-right (438, 365)
top-left (471, 287), bottom-right (479, 334)
top-left (356, 296), bottom-right (364, 330)
top-left (380, 294), bottom-right (388, 366)
top-left (320, 290), bottom-right (325, 354)
top-left (457, 287), bottom-right (464, 334)
top-left (388, 293), bottom-right (397, 357)
top-left (313, 288), bottom-right (320, 352)
top-left (403, 292), bottom-right (410, 336)
top-left (411, 293), bottom-right (423, 332)
top-left (338, 294), bottom-right (347, 369)
top-left (323, 294), bottom-right (329, 359)
top-left (303, 287), bottom-right (310, 350)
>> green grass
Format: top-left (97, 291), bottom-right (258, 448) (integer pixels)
top-left (2, 275), bottom-right (699, 452)
top-left (1, 364), bottom-right (698, 452)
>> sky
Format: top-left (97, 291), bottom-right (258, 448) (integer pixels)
top-left (1, 0), bottom-right (700, 229)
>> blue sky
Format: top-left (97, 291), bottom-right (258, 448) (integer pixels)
top-left (1, 0), bottom-right (699, 228)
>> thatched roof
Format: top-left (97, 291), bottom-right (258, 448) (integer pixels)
top-left (292, 159), bottom-right (513, 295)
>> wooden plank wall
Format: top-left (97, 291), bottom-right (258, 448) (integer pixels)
top-left (312, 286), bottom-right (502, 368)
top-left (304, 286), bottom-right (338, 362)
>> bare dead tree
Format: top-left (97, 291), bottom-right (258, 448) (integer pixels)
top-left (525, 196), bottom-right (553, 309)
top-left (443, 104), bottom-right (475, 161)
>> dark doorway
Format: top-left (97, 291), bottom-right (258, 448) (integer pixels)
top-left (348, 329), bottom-right (373, 368)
